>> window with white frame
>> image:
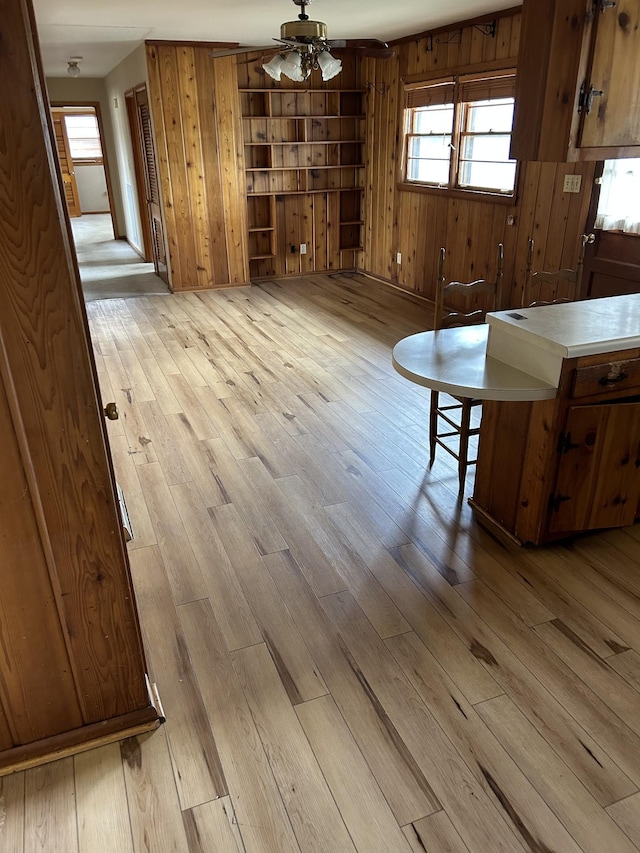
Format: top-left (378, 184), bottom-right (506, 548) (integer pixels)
top-left (403, 71), bottom-right (517, 196)
top-left (64, 113), bottom-right (103, 163)
top-left (596, 159), bottom-right (640, 235)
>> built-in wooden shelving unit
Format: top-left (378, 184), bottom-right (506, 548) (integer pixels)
top-left (239, 87), bottom-right (366, 276)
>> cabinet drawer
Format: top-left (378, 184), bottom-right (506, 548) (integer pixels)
top-left (572, 358), bottom-right (640, 399)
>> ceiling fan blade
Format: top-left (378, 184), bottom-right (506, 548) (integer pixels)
top-left (327, 38), bottom-right (394, 58)
top-left (209, 45), bottom-right (278, 58)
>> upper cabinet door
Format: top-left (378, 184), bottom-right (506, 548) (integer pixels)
top-left (579, 1), bottom-right (640, 148)
top-left (510, 0), bottom-right (640, 162)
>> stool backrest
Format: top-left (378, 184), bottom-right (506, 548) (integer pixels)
top-left (433, 243), bottom-right (504, 330)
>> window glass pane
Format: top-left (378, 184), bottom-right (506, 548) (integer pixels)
top-left (64, 114), bottom-right (103, 159)
top-left (413, 104), bottom-right (454, 134)
top-left (408, 158), bottom-right (449, 185)
top-left (409, 135), bottom-right (452, 160)
top-left (466, 99), bottom-right (514, 133)
top-left (458, 160), bottom-right (516, 192)
top-left (461, 134), bottom-right (512, 162)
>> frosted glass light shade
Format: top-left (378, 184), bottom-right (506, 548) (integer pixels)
top-left (317, 50), bottom-right (342, 82)
top-left (67, 60), bottom-right (81, 77)
top-left (262, 54), bottom-right (285, 81)
top-left (280, 50), bottom-right (305, 82)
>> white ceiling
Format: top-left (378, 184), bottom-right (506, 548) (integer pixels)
top-left (34, 0), bottom-right (518, 78)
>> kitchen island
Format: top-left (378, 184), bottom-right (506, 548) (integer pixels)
top-left (477, 295), bottom-right (640, 544)
top-left (393, 294), bottom-right (640, 545)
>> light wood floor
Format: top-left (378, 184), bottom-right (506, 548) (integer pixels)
top-left (5, 273), bottom-right (640, 852)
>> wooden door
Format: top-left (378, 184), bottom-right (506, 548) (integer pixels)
top-left (0, 0), bottom-right (160, 772)
top-left (51, 110), bottom-right (81, 217)
top-left (134, 86), bottom-right (168, 284)
top-left (549, 402), bottom-right (640, 535)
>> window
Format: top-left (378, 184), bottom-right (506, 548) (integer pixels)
top-left (596, 159), bottom-right (640, 235)
top-left (64, 113), bottom-right (103, 162)
top-left (403, 71), bottom-right (516, 196)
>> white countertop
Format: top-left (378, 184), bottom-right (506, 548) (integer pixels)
top-left (392, 326), bottom-right (557, 401)
top-left (486, 294), bottom-right (640, 386)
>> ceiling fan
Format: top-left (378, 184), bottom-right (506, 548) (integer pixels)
top-left (210, 0), bottom-right (393, 82)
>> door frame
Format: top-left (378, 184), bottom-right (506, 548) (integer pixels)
top-left (50, 100), bottom-right (118, 237)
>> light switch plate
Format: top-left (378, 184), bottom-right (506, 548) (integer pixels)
top-left (563, 174), bottom-right (582, 193)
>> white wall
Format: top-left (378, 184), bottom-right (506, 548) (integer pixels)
top-left (75, 164), bottom-right (110, 213)
top-left (104, 44), bottom-right (149, 257)
top-left (45, 77), bottom-right (125, 236)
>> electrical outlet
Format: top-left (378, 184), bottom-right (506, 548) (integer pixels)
top-left (563, 174), bottom-right (582, 193)
top-left (396, 252), bottom-right (402, 265)
top-left (300, 243), bottom-right (307, 255)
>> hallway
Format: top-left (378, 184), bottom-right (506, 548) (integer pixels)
top-left (71, 214), bottom-right (169, 301)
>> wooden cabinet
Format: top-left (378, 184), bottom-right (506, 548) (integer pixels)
top-left (511, 0), bottom-right (640, 162)
top-left (0, 0), bottom-right (161, 774)
top-left (471, 348), bottom-right (640, 544)
top-left (240, 87), bottom-right (365, 276)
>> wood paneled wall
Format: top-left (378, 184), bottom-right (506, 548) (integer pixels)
top-left (0, 0), bottom-right (158, 770)
top-left (146, 43), bottom-right (249, 291)
top-left (361, 10), bottom-right (596, 309)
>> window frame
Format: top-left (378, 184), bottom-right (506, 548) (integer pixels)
top-left (63, 112), bottom-right (104, 165)
top-left (400, 67), bottom-right (518, 203)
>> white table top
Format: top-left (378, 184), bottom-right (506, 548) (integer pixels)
top-left (392, 326), bottom-right (558, 401)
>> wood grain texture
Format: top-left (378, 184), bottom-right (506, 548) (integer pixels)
top-left (75, 744), bottom-right (134, 853)
top-left (24, 759), bottom-right (78, 853)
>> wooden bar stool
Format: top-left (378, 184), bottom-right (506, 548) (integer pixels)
top-left (429, 243), bottom-right (504, 493)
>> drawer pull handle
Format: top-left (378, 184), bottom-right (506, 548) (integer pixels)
top-left (598, 371), bottom-right (628, 386)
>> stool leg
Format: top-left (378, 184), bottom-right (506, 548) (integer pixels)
top-left (429, 390), bottom-right (438, 467)
top-left (458, 397), bottom-right (472, 493)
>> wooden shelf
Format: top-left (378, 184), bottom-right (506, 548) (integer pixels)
top-left (339, 245), bottom-right (364, 251)
top-left (340, 220), bottom-right (364, 226)
top-left (248, 226), bottom-right (275, 233)
top-left (248, 188), bottom-right (365, 197)
top-left (245, 140), bottom-right (363, 146)
top-left (239, 88), bottom-right (366, 93)
top-left (249, 253), bottom-right (275, 260)
top-left (243, 114), bottom-right (366, 120)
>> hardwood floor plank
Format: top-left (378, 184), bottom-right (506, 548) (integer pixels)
top-left (325, 502), bottom-right (502, 705)
top-left (200, 437), bottom-right (289, 554)
top-left (320, 591), bottom-right (528, 853)
top-left (231, 644), bottom-right (356, 852)
top-left (403, 812), bottom-right (470, 853)
top-left (137, 463), bottom-right (208, 604)
top-left (477, 694), bottom-right (639, 853)
top-left (182, 798), bottom-right (246, 852)
top-left (23, 759), bottom-right (76, 853)
top-left (110, 446), bottom-right (157, 550)
top-left (120, 731), bottom-right (190, 853)
top-left (238, 458), bottom-right (347, 596)
top-left (139, 356), bottom-right (183, 415)
top-left (276, 479), bottom-right (409, 639)
top-left (387, 631), bottom-right (583, 853)
top-left (75, 744), bottom-right (133, 853)
top-left (209, 503), bottom-right (328, 703)
top-left (138, 400), bottom-right (192, 485)
top-left (457, 579), bottom-right (640, 796)
top-left (171, 481), bottom-right (262, 650)
top-left (263, 549), bottom-right (441, 826)
top-left (165, 373), bottom-right (220, 440)
top-left (296, 695), bottom-right (413, 853)
top-left (607, 792), bottom-right (640, 847)
top-left (0, 773), bottom-right (24, 853)
top-left (128, 546), bottom-right (227, 809)
top-left (178, 599), bottom-right (301, 852)
top-left (608, 649), bottom-right (640, 692)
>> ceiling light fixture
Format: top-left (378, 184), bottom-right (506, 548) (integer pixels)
top-left (262, 0), bottom-right (342, 82)
top-left (67, 56), bottom-right (82, 77)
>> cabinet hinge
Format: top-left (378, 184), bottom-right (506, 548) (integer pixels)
top-left (557, 431), bottom-right (580, 454)
top-left (598, 0), bottom-right (617, 10)
top-left (578, 82), bottom-right (605, 115)
top-left (548, 492), bottom-right (572, 514)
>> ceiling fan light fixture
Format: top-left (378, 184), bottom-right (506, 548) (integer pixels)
top-left (262, 53), bottom-right (285, 80)
top-left (317, 50), bottom-right (342, 81)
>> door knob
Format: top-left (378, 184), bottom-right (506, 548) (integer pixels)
top-left (104, 402), bottom-right (119, 420)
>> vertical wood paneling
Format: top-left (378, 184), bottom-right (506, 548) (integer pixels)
top-left (146, 43), bottom-right (248, 291)
top-left (362, 10), bottom-right (597, 309)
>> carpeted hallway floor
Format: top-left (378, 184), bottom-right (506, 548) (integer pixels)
top-left (71, 213), bottom-right (170, 301)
